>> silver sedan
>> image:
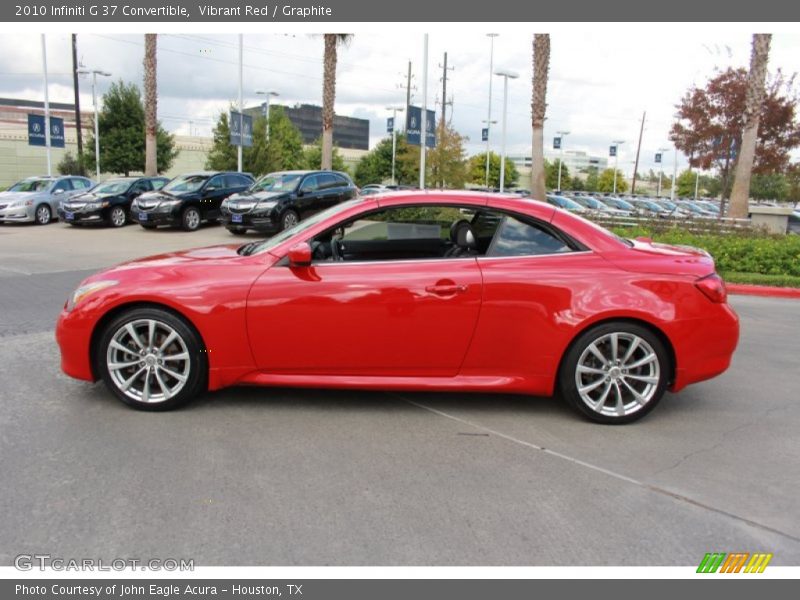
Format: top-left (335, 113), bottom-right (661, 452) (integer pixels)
top-left (0, 175), bottom-right (94, 224)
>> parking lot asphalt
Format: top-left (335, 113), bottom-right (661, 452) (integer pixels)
top-left (1, 222), bottom-right (799, 566)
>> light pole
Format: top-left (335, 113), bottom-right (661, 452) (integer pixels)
top-left (237, 34), bottom-right (243, 173)
top-left (386, 106), bottom-right (404, 185)
top-left (78, 68), bottom-right (111, 178)
top-left (495, 68), bottom-right (518, 193)
top-left (419, 34), bottom-right (429, 190)
top-left (612, 140), bottom-right (625, 194)
top-left (671, 146), bottom-right (678, 201)
top-left (41, 34), bottom-right (51, 176)
top-left (556, 130), bottom-right (570, 192)
top-left (256, 90), bottom-right (279, 142)
top-left (484, 33), bottom-right (499, 189)
top-left (656, 147), bottom-right (670, 197)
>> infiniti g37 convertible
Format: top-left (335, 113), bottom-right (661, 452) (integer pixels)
top-left (56, 192), bottom-right (739, 423)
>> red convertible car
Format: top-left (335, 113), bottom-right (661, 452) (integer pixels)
top-left (56, 192), bottom-right (739, 423)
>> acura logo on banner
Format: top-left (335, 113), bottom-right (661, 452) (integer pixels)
top-left (655, 152), bottom-right (662, 164)
top-left (28, 114), bottom-right (65, 148)
top-left (609, 145), bottom-right (617, 157)
top-left (229, 111), bottom-right (253, 147)
top-left (405, 106), bottom-right (436, 148)
top-left (387, 117), bottom-right (394, 133)
top-left (553, 137), bottom-right (561, 150)
top-left (481, 128), bottom-right (489, 142)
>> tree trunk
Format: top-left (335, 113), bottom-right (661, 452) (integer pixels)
top-left (729, 34), bottom-right (771, 219)
top-left (321, 34), bottom-right (338, 170)
top-left (531, 34), bottom-right (550, 201)
top-left (143, 33), bottom-right (158, 176)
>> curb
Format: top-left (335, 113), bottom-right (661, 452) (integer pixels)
top-left (727, 283), bottom-right (800, 299)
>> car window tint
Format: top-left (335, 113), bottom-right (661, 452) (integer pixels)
top-left (301, 175), bottom-right (320, 192)
top-left (54, 179), bottom-right (72, 192)
top-left (132, 180), bottom-right (151, 193)
top-left (151, 179), bottom-right (167, 190)
top-left (333, 174), bottom-right (350, 187)
top-left (318, 174), bottom-right (338, 189)
top-left (488, 216), bottom-right (572, 257)
top-left (207, 175), bottom-right (226, 189)
top-left (70, 178), bottom-right (90, 189)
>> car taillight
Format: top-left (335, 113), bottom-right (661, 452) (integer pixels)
top-left (695, 273), bottom-right (727, 303)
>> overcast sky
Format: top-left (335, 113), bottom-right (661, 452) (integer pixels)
top-left (1, 30), bottom-right (798, 175)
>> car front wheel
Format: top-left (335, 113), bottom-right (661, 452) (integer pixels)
top-left (108, 206), bottom-right (127, 227)
top-left (181, 207), bottom-right (201, 231)
top-left (35, 204), bottom-right (52, 225)
top-left (280, 209), bottom-right (299, 230)
top-left (96, 307), bottom-right (207, 411)
top-left (559, 322), bottom-right (670, 424)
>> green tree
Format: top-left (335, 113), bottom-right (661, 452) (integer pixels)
top-left (786, 163), bottom-right (800, 203)
top-left (467, 152), bottom-right (519, 189)
top-left (545, 158), bottom-right (571, 190)
top-left (675, 169), bottom-right (697, 197)
top-left (569, 175), bottom-right (583, 191)
top-left (597, 168), bottom-right (628, 193)
top-left (584, 167), bottom-right (599, 192)
top-left (57, 151), bottom-right (86, 176)
top-left (427, 122), bottom-right (468, 189)
top-left (206, 106), bottom-right (304, 175)
top-left (302, 137), bottom-right (347, 172)
top-left (750, 173), bottom-right (789, 200)
top-left (354, 134), bottom-right (418, 187)
top-left (85, 80), bottom-right (176, 176)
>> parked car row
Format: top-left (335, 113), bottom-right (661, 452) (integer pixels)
top-left (1, 170), bottom-right (359, 234)
top-left (544, 191), bottom-right (724, 219)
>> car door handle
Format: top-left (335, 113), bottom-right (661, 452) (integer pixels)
top-left (425, 284), bottom-right (468, 296)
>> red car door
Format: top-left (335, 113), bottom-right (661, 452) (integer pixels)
top-left (246, 258), bottom-right (483, 377)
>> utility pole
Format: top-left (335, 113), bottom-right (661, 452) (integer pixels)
top-left (438, 52), bottom-right (454, 127)
top-left (419, 35), bottom-right (428, 190)
top-left (71, 34), bottom-right (83, 171)
top-left (237, 34), bottom-right (243, 173)
top-left (631, 111), bottom-right (646, 194)
top-left (484, 33), bottom-right (498, 189)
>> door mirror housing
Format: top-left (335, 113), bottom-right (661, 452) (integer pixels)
top-left (287, 243), bottom-right (312, 267)
top-left (54, 188), bottom-right (65, 195)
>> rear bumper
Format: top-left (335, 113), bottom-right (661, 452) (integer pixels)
top-left (670, 302), bottom-right (740, 391)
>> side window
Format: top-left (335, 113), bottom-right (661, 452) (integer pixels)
top-left (151, 179), bottom-right (167, 191)
top-left (70, 178), bottom-right (90, 189)
top-left (132, 180), bottom-right (151, 193)
top-left (206, 175), bottom-right (225, 190)
top-left (318, 173), bottom-right (338, 189)
top-left (300, 175), bottom-right (320, 193)
top-left (336, 175), bottom-right (352, 187)
top-left (487, 216), bottom-right (573, 257)
top-left (53, 179), bottom-right (72, 192)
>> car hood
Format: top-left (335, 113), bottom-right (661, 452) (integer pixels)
top-left (137, 190), bottom-right (192, 203)
top-left (110, 244), bottom-right (246, 271)
top-left (67, 191), bottom-right (120, 203)
top-left (227, 190), bottom-right (288, 203)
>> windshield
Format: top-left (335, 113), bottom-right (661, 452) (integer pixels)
top-left (250, 173), bottom-right (302, 193)
top-left (245, 199), bottom-right (363, 255)
top-left (93, 180), bottom-right (131, 195)
top-left (163, 175), bottom-right (208, 193)
top-left (559, 197), bottom-right (582, 209)
top-left (9, 179), bottom-right (51, 192)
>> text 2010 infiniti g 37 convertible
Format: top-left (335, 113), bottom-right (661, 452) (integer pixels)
top-left (56, 192), bottom-right (739, 423)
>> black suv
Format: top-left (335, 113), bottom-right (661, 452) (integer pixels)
top-left (219, 170), bottom-right (357, 234)
top-left (58, 176), bottom-right (169, 227)
top-left (130, 171), bottom-right (254, 231)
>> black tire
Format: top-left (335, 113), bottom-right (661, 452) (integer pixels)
top-left (181, 206), bottom-right (202, 232)
top-left (108, 206), bottom-right (127, 228)
top-left (280, 209), bottom-right (300, 231)
top-left (227, 226), bottom-right (248, 235)
top-left (35, 204), bottom-right (52, 225)
top-left (95, 307), bottom-right (207, 411)
top-left (558, 322), bottom-right (670, 424)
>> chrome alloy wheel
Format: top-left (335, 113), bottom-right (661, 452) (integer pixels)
top-left (110, 206), bottom-right (126, 227)
top-left (106, 318), bottom-right (191, 403)
top-left (184, 208), bottom-right (200, 230)
top-left (36, 205), bottom-right (51, 224)
top-left (574, 332), bottom-right (661, 418)
top-left (282, 211), bottom-right (298, 229)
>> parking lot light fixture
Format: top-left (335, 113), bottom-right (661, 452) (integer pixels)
top-left (78, 68), bottom-right (112, 178)
top-left (494, 68), bottom-right (518, 193)
top-left (657, 147), bottom-right (670, 197)
top-left (256, 90), bottom-right (279, 142)
top-left (485, 34), bottom-right (499, 189)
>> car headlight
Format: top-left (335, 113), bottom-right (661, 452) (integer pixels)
top-left (256, 201), bottom-right (277, 210)
top-left (157, 199), bottom-right (181, 210)
top-left (66, 280), bottom-right (118, 312)
top-left (86, 201), bottom-right (108, 210)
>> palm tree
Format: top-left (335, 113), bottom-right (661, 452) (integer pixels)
top-left (729, 34), bottom-right (772, 219)
top-left (321, 34), bottom-right (353, 170)
top-left (143, 33), bottom-right (158, 176)
top-left (531, 34), bottom-right (550, 200)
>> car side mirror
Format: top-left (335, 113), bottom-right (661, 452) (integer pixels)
top-left (287, 243), bottom-right (312, 267)
top-left (296, 189), bottom-right (305, 197)
top-left (206, 185), bottom-right (217, 192)
top-left (54, 188), bottom-right (65, 195)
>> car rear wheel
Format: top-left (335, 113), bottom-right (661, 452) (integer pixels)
top-left (96, 307), bottom-right (206, 411)
top-left (559, 322), bottom-right (670, 424)
top-left (181, 207), bottom-right (201, 232)
top-left (109, 206), bottom-right (127, 227)
top-left (280, 209), bottom-right (299, 230)
top-left (35, 204), bottom-right (52, 225)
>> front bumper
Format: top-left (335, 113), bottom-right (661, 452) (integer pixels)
top-left (0, 204), bottom-right (35, 222)
top-left (219, 208), bottom-right (281, 232)
top-left (58, 206), bottom-right (106, 224)
top-left (55, 306), bottom-right (97, 382)
top-left (130, 206), bottom-right (180, 227)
